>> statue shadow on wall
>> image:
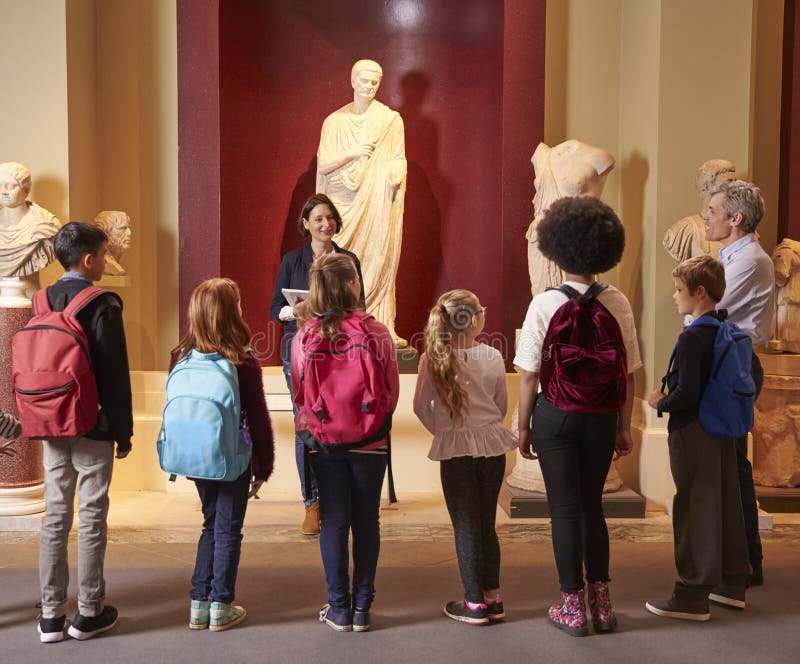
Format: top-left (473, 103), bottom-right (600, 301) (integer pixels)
top-left (280, 158), bottom-right (318, 258)
top-left (396, 71), bottom-right (451, 350)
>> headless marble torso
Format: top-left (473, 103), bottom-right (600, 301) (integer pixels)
top-left (526, 140), bottom-right (615, 296)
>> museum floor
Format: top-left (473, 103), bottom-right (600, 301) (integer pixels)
top-left (1, 492), bottom-right (798, 664)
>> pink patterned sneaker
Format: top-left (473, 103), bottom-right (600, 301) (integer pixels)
top-left (548, 588), bottom-right (588, 637)
top-left (587, 580), bottom-right (617, 633)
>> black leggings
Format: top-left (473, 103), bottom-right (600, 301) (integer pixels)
top-left (440, 455), bottom-right (506, 604)
top-left (533, 398), bottom-right (617, 593)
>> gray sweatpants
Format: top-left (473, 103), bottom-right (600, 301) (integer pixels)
top-left (39, 437), bottom-right (115, 619)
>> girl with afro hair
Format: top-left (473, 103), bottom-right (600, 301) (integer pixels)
top-left (513, 196), bottom-right (642, 637)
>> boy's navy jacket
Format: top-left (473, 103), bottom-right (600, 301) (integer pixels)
top-left (658, 309), bottom-right (755, 437)
top-left (657, 311), bottom-right (718, 433)
top-left (46, 277), bottom-right (133, 451)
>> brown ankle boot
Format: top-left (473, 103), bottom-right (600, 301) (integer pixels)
top-left (301, 500), bottom-right (320, 535)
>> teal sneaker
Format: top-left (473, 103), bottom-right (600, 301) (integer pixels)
top-left (209, 602), bottom-right (247, 632)
top-left (190, 600), bottom-right (210, 630)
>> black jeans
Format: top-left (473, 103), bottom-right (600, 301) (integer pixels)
top-left (440, 454), bottom-right (506, 604)
top-left (669, 420), bottom-right (748, 598)
top-left (532, 398), bottom-right (617, 593)
top-left (735, 353), bottom-right (764, 571)
top-left (191, 473), bottom-right (250, 603)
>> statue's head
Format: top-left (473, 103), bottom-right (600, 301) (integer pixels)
top-left (351, 59), bottom-right (383, 103)
top-left (695, 159), bottom-right (735, 198)
top-left (0, 162), bottom-right (32, 209)
top-left (93, 210), bottom-right (131, 259)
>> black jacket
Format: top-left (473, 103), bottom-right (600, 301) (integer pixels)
top-left (46, 275), bottom-right (134, 451)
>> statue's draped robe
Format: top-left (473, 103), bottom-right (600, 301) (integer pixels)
top-left (0, 202), bottom-right (61, 277)
top-left (317, 101), bottom-right (407, 337)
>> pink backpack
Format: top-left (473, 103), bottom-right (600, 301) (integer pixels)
top-left (539, 283), bottom-right (627, 413)
top-left (12, 286), bottom-right (105, 438)
top-left (294, 311), bottom-right (393, 451)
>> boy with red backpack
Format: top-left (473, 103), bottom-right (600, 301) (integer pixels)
top-left (515, 197), bottom-right (641, 637)
top-left (14, 222), bottom-right (132, 643)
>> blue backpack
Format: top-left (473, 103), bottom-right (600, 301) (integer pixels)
top-left (158, 350), bottom-right (251, 481)
top-left (663, 313), bottom-right (755, 438)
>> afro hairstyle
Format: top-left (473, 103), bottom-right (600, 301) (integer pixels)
top-left (537, 196), bottom-right (625, 275)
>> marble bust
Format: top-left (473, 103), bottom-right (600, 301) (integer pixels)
top-left (93, 210), bottom-right (131, 276)
top-left (0, 162), bottom-right (61, 294)
top-left (526, 140), bottom-right (615, 296)
top-left (663, 159), bottom-right (734, 262)
top-left (316, 59), bottom-right (408, 346)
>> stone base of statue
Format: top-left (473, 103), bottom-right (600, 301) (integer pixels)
top-left (397, 346), bottom-right (419, 374)
top-left (506, 454), bottom-right (624, 494)
top-left (499, 480), bottom-right (645, 519)
top-left (0, 277), bottom-right (44, 516)
top-left (755, 486), bottom-right (800, 513)
top-left (752, 351), bottom-right (800, 489)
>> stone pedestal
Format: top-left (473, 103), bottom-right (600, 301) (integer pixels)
top-left (752, 352), bottom-right (800, 489)
top-left (505, 399), bottom-right (624, 494)
top-left (0, 278), bottom-right (44, 516)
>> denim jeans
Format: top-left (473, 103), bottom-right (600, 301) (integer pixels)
top-left (40, 437), bottom-right (115, 619)
top-left (532, 397), bottom-right (617, 593)
top-left (282, 355), bottom-right (318, 506)
top-left (191, 473), bottom-right (250, 603)
top-left (440, 455), bottom-right (505, 603)
top-left (309, 452), bottom-right (387, 611)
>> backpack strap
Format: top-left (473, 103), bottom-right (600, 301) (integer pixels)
top-left (386, 432), bottom-right (397, 504)
top-left (32, 288), bottom-right (52, 315)
top-left (548, 282), bottom-right (608, 303)
top-left (63, 285), bottom-right (108, 317)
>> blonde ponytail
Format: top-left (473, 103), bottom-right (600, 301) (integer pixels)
top-left (423, 290), bottom-right (481, 423)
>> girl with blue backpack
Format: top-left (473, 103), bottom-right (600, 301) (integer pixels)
top-left (291, 253), bottom-right (399, 632)
top-left (170, 278), bottom-right (274, 632)
top-left (413, 290), bottom-right (517, 626)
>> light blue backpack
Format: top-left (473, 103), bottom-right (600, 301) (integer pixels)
top-left (158, 350), bottom-right (251, 482)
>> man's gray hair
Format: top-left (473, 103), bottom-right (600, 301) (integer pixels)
top-left (709, 179), bottom-right (765, 233)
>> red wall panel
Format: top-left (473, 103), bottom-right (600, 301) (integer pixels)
top-left (181, 0), bottom-right (545, 365)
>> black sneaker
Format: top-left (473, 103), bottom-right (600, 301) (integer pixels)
top-left (708, 584), bottom-right (746, 610)
top-left (353, 608), bottom-right (370, 632)
top-left (67, 605), bottom-right (119, 640)
top-left (319, 604), bottom-right (352, 632)
top-left (443, 600), bottom-right (489, 626)
top-left (38, 615), bottom-right (66, 643)
top-left (486, 599), bottom-right (505, 622)
top-left (645, 597), bottom-right (710, 621)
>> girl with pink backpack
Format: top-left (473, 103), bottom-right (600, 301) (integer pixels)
top-left (291, 253), bottom-right (399, 632)
top-left (413, 290), bottom-right (517, 625)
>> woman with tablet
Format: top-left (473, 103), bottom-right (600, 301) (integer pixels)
top-left (269, 193), bottom-right (365, 535)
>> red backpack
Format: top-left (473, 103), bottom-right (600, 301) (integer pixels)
top-left (12, 285), bottom-right (106, 438)
top-left (539, 283), bottom-right (627, 413)
top-left (294, 311), bottom-right (393, 451)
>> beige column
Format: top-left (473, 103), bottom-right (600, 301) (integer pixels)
top-left (537, 0), bottom-right (758, 509)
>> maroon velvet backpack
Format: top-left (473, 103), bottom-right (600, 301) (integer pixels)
top-left (539, 283), bottom-right (627, 413)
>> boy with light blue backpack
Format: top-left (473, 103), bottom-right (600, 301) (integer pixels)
top-left (161, 278), bottom-right (274, 631)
